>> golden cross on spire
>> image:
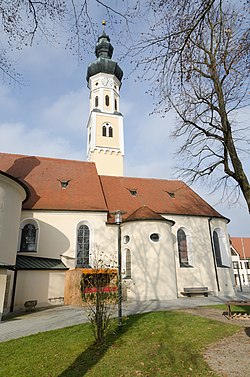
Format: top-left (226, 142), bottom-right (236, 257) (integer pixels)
top-left (102, 20), bottom-right (106, 32)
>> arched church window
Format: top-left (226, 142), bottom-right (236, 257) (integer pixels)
top-left (95, 96), bottom-right (99, 108)
top-left (213, 230), bottom-right (222, 266)
top-left (125, 249), bottom-right (132, 279)
top-left (77, 225), bottom-right (90, 267)
top-left (19, 221), bottom-right (39, 252)
top-left (115, 99), bottom-right (117, 111)
top-left (105, 95), bottom-right (110, 107)
top-left (177, 228), bottom-right (192, 267)
top-left (213, 228), bottom-right (230, 267)
top-left (109, 126), bottom-right (113, 137)
top-left (102, 125), bottom-right (107, 137)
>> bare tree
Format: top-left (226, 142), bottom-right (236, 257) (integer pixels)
top-left (1, 1), bottom-right (249, 210)
top-left (0, 0), bottom-right (129, 82)
top-left (129, 1), bottom-right (250, 212)
top-left (81, 247), bottom-right (118, 347)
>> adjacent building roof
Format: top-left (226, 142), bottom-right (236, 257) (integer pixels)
top-left (0, 153), bottom-right (107, 211)
top-left (230, 238), bottom-right (250, 259)
top-left (0, 152), bottom-right (225, 219)
top-left (16, 255), bottom-right (68, 270)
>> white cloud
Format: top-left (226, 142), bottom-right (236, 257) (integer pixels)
top-left (0, 86), bottom-right (19, 113)
top-left (0, 121), bottom-right (83, 160)
top-left (40, 89), bottom-right (88, 132)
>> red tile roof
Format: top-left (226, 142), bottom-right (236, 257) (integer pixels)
top-left (99, 175), bottom-right (224, 220)
top-left (230, 238), bottom-right (250, 259)
top-left (0, 152), bottom-right (225, 219)
top-left (0, 153), bottom-right (107, 211)
top-left (125, 205), bottom-right (174, 223)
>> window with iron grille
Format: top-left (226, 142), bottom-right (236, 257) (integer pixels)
top-left (177, 229), bottom-right (188, 266)
top-left (125, 249), bottom-right (132, 279)
top-left (77, 225), bottom-right (90, 267)
top-left (20, 223), bottom-right (37, 252)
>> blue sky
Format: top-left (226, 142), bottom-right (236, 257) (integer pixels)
top-left (0, 12), bottom-right (249, 236)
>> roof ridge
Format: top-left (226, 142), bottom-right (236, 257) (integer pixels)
top-left (100, 174), bottom-right (184, 183)
top-left (0, 152), bottom-right (95, 165)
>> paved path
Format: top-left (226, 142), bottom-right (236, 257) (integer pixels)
top-left (1, 292), bottom-right (249, 343)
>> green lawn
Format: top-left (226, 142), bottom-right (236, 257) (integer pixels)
top-left (0, 311), bottom-right (240, 377)
top-left (205, 304), bottom-right (250, 314)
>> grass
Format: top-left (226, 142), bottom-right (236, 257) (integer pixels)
top-left (204, 304), bottom-right (250, 314)
top-left (0, 311), bottom-right (240, 377)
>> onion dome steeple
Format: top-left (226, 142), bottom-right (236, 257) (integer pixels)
top-left (86, 30), bottom-right (123, 83)
top-left (95, 32), bottom-right (113, 59)
top-left (86, 22), bottom-right (124, 177)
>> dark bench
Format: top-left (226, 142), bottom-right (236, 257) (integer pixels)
top-left (24, 300), bottom-right (37, 311)
top-left (182, 287), bottom-right (210, 297)
top-left (225, 300), bottom-right (250, 319)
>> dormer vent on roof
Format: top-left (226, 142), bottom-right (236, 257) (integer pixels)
top-left (58, 179), bottom-right (71, 189)
top-left (128, 189), bottom-right (137, 197)
top-left (166, 191), bottom-right (175, 198)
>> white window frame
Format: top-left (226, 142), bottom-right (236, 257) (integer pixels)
top-left (101, 122), bottom-right (113, 138)
top-left (213, 228), bottom-right (230, 267)
top-left (177, 227), bottom-right (193, 267)
top-left (122, 248), bottom-right (132, 279)
top-left (18, 218), bottom-right (40, 253)
top-left (75, 220), bottom-right (94, 267)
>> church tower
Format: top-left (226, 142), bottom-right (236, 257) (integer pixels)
top-left (86, 28), bottom-right (124, 176)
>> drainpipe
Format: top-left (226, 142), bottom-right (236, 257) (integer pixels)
top-left (208, 218), bottom-right (220, 292)
top-left (10, 269), bottom-right (17, 312)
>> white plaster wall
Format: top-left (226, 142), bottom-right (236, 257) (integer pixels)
top-left (0, 174), bottom-right (26, 265)
top-left (15, 210), bottom-right (119, 309)
top-left (210, 218), bottom-right (235, 296)
top-left (0, 174), bottom-right (26, 318)
top-left (15, 270), bottom-right (65, 308)
top-left (15, 210), bottom-right (235, 308)
top-left (164, 214), bottom-right (235, 297)
top-left (20, 210), bottom-right (117, 267)
top-left (121, 220), bottom-right (177, 301)
top-left (0, 271), bottom-right (7, 320)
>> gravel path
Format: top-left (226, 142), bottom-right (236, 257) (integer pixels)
top-left (181, 307), bottom-right (250, 377)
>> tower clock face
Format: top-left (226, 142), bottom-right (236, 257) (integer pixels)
top-left (101, 77), bottom-right (114, 87)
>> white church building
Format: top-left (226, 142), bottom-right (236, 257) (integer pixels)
top-left (0, 32), bottom-right (235, 319)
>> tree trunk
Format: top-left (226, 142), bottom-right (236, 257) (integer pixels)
top-left (210, 56), bottom-right (250, 213)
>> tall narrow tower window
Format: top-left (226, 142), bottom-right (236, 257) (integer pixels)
top-left (109, 126), bottom-right (113, 137)
top-left (95, 96), bottom-right (99, 107)
top-left (102, 125), bottom-right (107, 137)
top-left (105, 95), bottom-right (110, 107)
top-left (114, 99), bottom-right (117, 110)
